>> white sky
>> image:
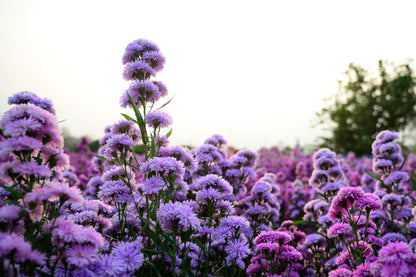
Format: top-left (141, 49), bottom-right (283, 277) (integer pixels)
top-left (1, 1), bottom-right (415, 151)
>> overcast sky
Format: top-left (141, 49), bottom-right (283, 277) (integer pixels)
top-left (1, 1), bottom-right (415, 151)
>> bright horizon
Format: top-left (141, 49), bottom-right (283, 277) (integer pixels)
top-left (1, 1), bottom-right (416, 151)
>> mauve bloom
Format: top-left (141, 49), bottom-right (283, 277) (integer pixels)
top-left (122, 39), bottom-right (160, 64)
top-left (193, 144), bottom-right (224, 163)
top-left (123, 60), bottom-right (155, 80)
top-left (98, 180), bottom-right (131, 203)
top-left (328, 268), bottom-right (352, 277)
top-left (327, 223), bottom-right (352, 239)
top-left (192, 174), bottom-right (232, 195)
top-left (382, 233), bottom-right (407, 244)
top-left (321, 181), bottom-right (345, 194)
top-left (315, 156), bottom-right (337, 170)
top-left (159, 146), bottom-right (196, 171)
top-left (0, 204), bottom-right (21, 222)
top-left (120, 80), bottom-right (161, 108)
top-left (0, 232), bottom-right (46, 265)
top-left (48, 182), bottom-right (83, 203)
top-left (309, 169), bottom-right (329, 187)
top-left (356, 193), bottom-right (382, 211)
top-left (253, 230), bottom-right (292, 245)
top-left (144, 110), bottom-right (172, 128)
top-left (142, 51), bottom-right (166, 72)
top-left (372, 159), bottom-right (394, 173)
top-left (378, 241), bottom-right (414, 264)
top-left (8, 91), bottom-right (38, 105)
top-left (113, 238), bottom-right (144, 272)
top-left (196, 187), bottom-right (222, 203)
top-left (225, 237), bottom-right (250, 269)
top-left (105, 134), bottom-right (135, 151)
top-left (383, 171), bottom-right (409, 186)
top-left (91, 254), bottom-right (125, 276)
top-left (140, 157), bottom-right (185, 179)
top-left (157, 201), bottom-right (200, 233)
top-left (381, 193), bottom-right (402, 206)
top-left (303, 234), bottom-right (326, 248)
top-left (2, 117), bottom-right (42, 137)
top-left (219, 215), bottom-right (252, 237)
top-left (255, 242), bottom-right (279, 253)
top-left (15, 160), bottom-right (52, 178)
top-left (65, 244), bottom-right (96, 267)
top-left (380, 263), bottom-right (410, 277)
top-left (337, 187), bottom-right (365, 203)
top-left (142, 175), bottom-right (166, 194)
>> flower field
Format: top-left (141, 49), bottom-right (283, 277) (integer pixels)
top-left (1, 39), bottom-right (416, 277)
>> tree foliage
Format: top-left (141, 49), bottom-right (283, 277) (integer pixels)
top-left (316, 60), bottom-right (416, 155)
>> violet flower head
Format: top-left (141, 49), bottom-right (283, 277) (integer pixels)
top-left (98, 180), bottom-right (131, 203)
top-left (140, 156), bottom-right (185, 179)
top-left (0, 204), bottom-right (21, 223)
top-left (192, 174), bottom-right (232, 195)
top-left (142, 51), bottom-right (166, 72)
top-left (378, 241), bottom-right (414, 264)
top-left (120, 80), bottom-right (161, 108)
top-left (303, 234), bottom-right (327, 249)
top-left (356, 193), bottom-right (382, 212)
top-left (122, 39), bottom-right (160, 65)
top-left (204, 134), bottom-right (227, 147)
top-left (65, 244), bottom-right (96, 268)
top-left (142, 176), bottom-right (166, 194)
top-left (8, 91), bottom-right (38, 105)
top-left (157, 201), bottom-right (200, 233)
top-left (123, 60), bottom-right (155, 81)
top-left (145, 110), bottom-right (172, 128)
top-left (253, 230), bottom-right (292, 245)
top-left (328, 268), bottom-right (352, 277)
top-left (112, 237), bottom-right (144, 272)
top-left (327, 223), bottom-right (352, 239)
top-left (225, 237), bottom-right (250, 269)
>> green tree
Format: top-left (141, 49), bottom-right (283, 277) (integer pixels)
top-left (316, 60), bottom-right (416, 155)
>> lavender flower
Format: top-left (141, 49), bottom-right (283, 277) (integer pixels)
top-left (157, 201), bottom-right (200, 233)
top-left (225, 237), bottom-right (250, 269)
top-left (142, 176), bottom-right (166, 194)
top-left (144, 110), bottom-right (172, 128)
top-left (112, 238), bottom-right (144, 272)
top-left (120, 80), bottom-right (161, 108)
top-left (123, 60), bottom-right (155, 80)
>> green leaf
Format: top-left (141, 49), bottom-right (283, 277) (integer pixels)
top-left (127, 93), bottom-right (148, 144)
top-left (400, 225), bottom-right (411, 235)
top-left (157, 96), bottom-right (174, 110)
top-left (364, 172), bottom-right (382, 182)
top-left (121, 113), bottom-right (138, 123)
top-left (94, 154), bottom-right (108, 161)
top-left (150, 134), bottom-right (156, 158)
top-left (165, 128), bottom-right (173, 138)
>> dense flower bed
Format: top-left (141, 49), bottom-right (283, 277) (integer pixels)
top-left (1, 39), bottom-right (415, 276)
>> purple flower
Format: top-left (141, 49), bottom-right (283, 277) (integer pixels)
top-left (8, 91), bottom-right (38, 105)
top-left (122, 39), bottom-right (160, 65)
top-left (253, 230), bottom-right (292, 245)
top-left (157, 201), bottom-right (200, 233)
top-left (142, 176), bottom-right (166, 194)
top-left (123, 60), bottom-right (155, 80)
top-left (196, 187), bottom-right (222, 203)
top-left (356, 193), bottom-right (382, 211)
top-left (192, 174), bottom-right (232, 195)
top-left (91, 254), bottom-right (125, 276)
top-left (327, 223), bottom-right (352, 239)
top-left (65, 244), bottom-right (96, 267)
top-left (112, 238), bottom-right (144, 272)
top-left (219, 215), bottom-right (252, 238)
top-left (105, 134), bottom-right (135, 150)
top-left (225, 237), bottom-right (250, 269)
top-left (144, 110), bottom-right (172, 128)
top-left (279, 245), bottom-right (303, 262)
top-left (381, 193), bottom-right (402, 206)
top-left (303, 234), bottom-right (326, 248)
top-left (120, 80), bottom-right (161, 108)
top-left (142, 51), bottom-right (166, 72)
top-left (328, 268), bottom-right (352, 277)
top-left (378, 241), bottom-right (414, 264)
top-left (0, 204), bottom-right (21, 222)
top-left (380, 263), bottom-right (410, 277)
top-left (382, 233), bottom-right (407, 244)
top-left (2, 117), bottom-right (42, 137)
top-left (140, 157), bottom-right (185, 179)
top-left (383, 171), bottom-right (409, 186)
top-left (0, 232), bottom-right (46, 265)
top-left (98, 180), bottom-right (131, 203)
top-left (159, 146), bottom-right (196, 171)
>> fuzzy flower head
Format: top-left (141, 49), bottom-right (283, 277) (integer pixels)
top-left (140, 157), bottom-right (185, 180)
top-left (120, 80), bottom-right (162, 108)
top-left (157, 201), bottom-right (200, 233)
top-left (145, 110), bottom-right (172, 128)
top-left (142, 176), bottom-right (166, 194)
top-left (253, 230), bottom-right (292, 245)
